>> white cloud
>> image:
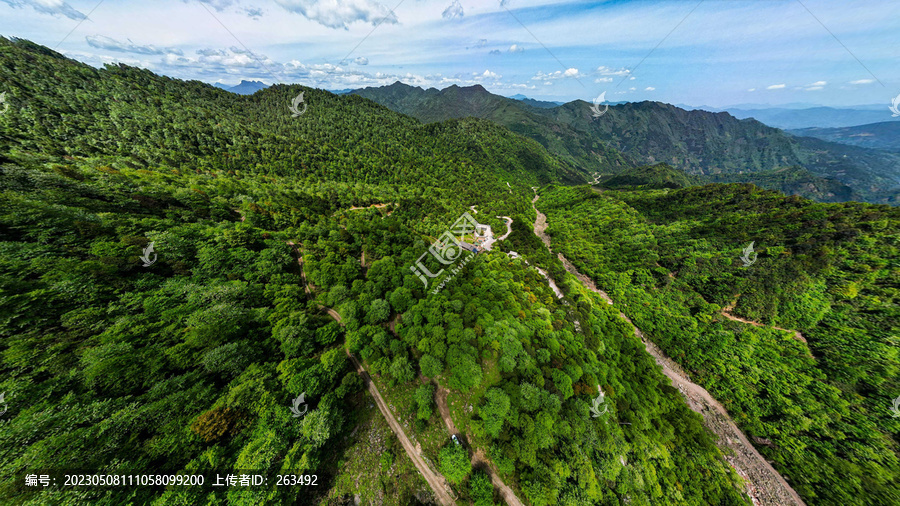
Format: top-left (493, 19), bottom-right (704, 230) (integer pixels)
top-left (645, 86), bottom-right (655, 91)
top-left (532, 68), bottom-right (582, 81)
top-left (850, 79), bottom-right (874, 85)
top-left (594, 77), bottom-right (612, 83)
top-left (508, 44), bottom-right (524, 53)
top-left (1, 0), bottom-right (84, 20)
top-left (801, 80), bottom-right (826, 91)
top-left (442, 0), bottom-right (463, 19)
top-left (480, 69), bottom-right (501, 79)
top-left (86, 35), bottom-right (184, 56)
top-left (476, 39), bottom-right (488, 48)
top-left (595, 66), bottom-right (630, 77)
top-left (489, 49), bottom-right (501, 55)
top-left (767, 84), bottom-right (785, 89)
top-left (274, 0), bottom-right (399, 30)
top-left (354, 57), bottom-right (368, 65)
top-left (747, 88), bottom-right (756, 92)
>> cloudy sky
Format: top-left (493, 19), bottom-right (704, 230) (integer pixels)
top-left (1, 0), bottom-right (898, 107)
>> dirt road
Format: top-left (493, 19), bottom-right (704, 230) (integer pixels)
top-left (529, 191), bottom-right (805, 506)
top-left (291, 244), bottom-right (455, 506)
top-left (435, 387), bottom-right (524, 506)
top-left (346, 351), bottom-right (456, 506)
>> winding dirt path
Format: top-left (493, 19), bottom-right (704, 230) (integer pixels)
top-left (496, 215), bottom-right (513, 241)
top-left (435, 387), bottom-right (524, 506)
top-left (348, 202), bottom-right (395, 211)
top-left (529, 191), bottom-right (805, 506)
top-left (345, 351), bottom-right (455, 506)
top-left (722, 298), bottom-right (808, 345)
top-left (291, 243), bottom-right (455, 506)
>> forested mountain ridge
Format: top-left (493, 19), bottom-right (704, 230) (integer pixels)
top-left (789, 121), bottom-right (900, 153)
top-left (598, 163), bottom-right (859, 203)
top-left (1, 36), bottom-right (761, 505)
top-left (351, 81), bottom-right (635, 178)
top-left (0, 37), bottom-right (581, 204)
top-left (352, 83), bottom-right (900, 204)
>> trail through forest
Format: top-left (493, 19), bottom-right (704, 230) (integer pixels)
top-left (529, 190), bottom-right (805, 506)
top-left (291, 243), bottom-right (455, 506)
top-left (435, 387), bottom-right (525, 506)
top-left (722, 299), bottom-right (808, 344)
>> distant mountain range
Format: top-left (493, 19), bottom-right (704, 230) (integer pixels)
top-left (697, 105), bottom-right (899, 129)
top-left (213, 80), bottom-right (269, 95)
top-left (351, 82), bottom-right (900, 204)
top-left (213, 80), bottom-right (355, 96)
top-left (788, 121), bottom-right (900, 153)
top-left (507, 94), bottom-right (565, 109)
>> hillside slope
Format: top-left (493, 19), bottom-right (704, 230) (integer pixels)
top-left (1, 37), bottom-right (755, 505)
top-left (352, 83), bottom-right (900, 204)
top-left (352, 82), bottom-right (635, 177)
top-left (537, 184), bottom-right (900, 505)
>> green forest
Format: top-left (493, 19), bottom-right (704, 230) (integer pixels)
top-left (0, 36), bottom-right (897, 506)
top-left (535, 183), bottom-right (899, 505)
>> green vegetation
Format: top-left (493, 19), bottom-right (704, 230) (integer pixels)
top-left (354, 83), bottom-right (900, 204)
top-left (708, 166), bottom-right (857, 203)
top-left (3, 35), bottom-right (895, 505)
top-left (537, 183), bottom-right (900, 505)
top-left (469, 469), bottom-right (497, 506)
top-left (597, 163), bottom-right (701, 190)
top-left (438, 443), bottom-right (472, 485)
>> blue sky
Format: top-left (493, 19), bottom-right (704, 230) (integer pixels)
top-left (1, 0), bottom-right (898, 107)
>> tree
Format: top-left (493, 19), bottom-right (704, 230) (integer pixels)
top-left (420, 354), bottom-right (443, 378)
top-left (439, 443), bottom-right (471, 485)
top-left (389, 287), bottom-right (413, 313)
top-left (389, 356), bottom-right (414, 384)
top-left (551, 369), bottom-right (574, 400)
top-left (469, 469), bottom-right (495, 506)
top-left (448, 357), bottom-right (482, 392)
top-left (479, 388), bottom-right (511, 438)
top-left (367, 298), bottom-right (391, 324)
top-left (415, 383), bottom-right (435, 420)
